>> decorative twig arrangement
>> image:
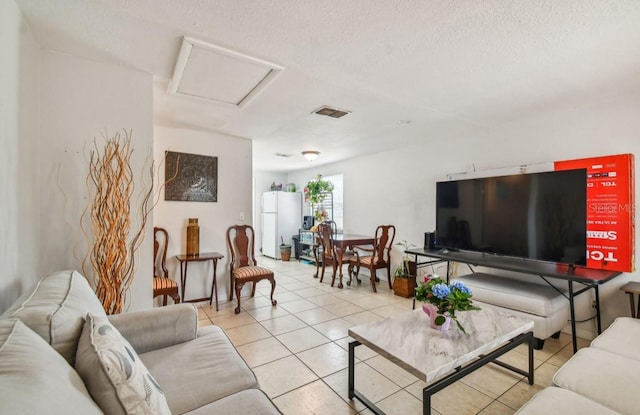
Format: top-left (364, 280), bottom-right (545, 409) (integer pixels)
top-left (81, 130), bottom-right (153, 314)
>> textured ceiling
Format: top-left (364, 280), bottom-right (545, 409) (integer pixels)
top-left (16, 0), bottom-right (640, 171)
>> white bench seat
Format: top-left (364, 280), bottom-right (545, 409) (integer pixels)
top-left (457, 272), bottom-right (570, 347)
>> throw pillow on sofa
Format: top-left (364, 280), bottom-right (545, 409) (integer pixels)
top-left (0, 319), bottom-right (103, 415)
top-left (0, 269), bottom-right (107, 365)
top-left (75, 313), bottom-right (171, 415)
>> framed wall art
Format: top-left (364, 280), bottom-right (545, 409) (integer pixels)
top-left (165, 151), bottom-right (218, 202)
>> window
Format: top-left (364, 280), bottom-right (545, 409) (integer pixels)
top-left (323, 174), bottom-right (343, 231)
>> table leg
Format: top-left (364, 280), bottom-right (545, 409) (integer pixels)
top-left (336, 247), bottom-right (345, 289)
top-left (211, 259), bottom-right (219, 311)
top-left (627, 292), bottom-right (636, 318)
top-left (594, 284), bottom-right (602, 333)
top-left (568, 280), bottom-right (577, 354)
top-left (423, 389), bottom-right (432, 415)
top-left (348, 340), bottom-right (358, 399)
top-left (528, 333), bottom-right (534, 385)
top-left (313, 243), bottom-right (319, 278)
top-left (421, 332), bottom-right (533, 415)
top-left (180, 261), bottom-right (188, 301)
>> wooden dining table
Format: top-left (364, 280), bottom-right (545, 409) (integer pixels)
top-left (330, 234), bottom-right (375, 289)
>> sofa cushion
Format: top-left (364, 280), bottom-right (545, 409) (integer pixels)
top-left (515, 386), bottom-right (621, 415)
top-left (457, 273), bottom-right (568, 316)
top-left (75, 314), bottom-right (171, 415)
top-left (108, 304), bottom-right (198, 354)
top-left (553, 347), bottom-right (640, 415)
top-left (187, 389), bottom-right (282, 415)
top-left (0, 270), bottom-right (106, 365)
top-left (0, 319), bottom-right (103, 415)
top-left (140, 325), bottom-right (259, 414)
top-left (590, 317), bottom-right (640, 361)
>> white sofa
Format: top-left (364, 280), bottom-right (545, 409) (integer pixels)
top-left (517, 317), bottom-right (640, 415)
top-left (0, 270), bottom-right (281, 415)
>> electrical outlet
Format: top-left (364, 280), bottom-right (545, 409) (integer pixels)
top-left (592, 300), bottom-right (597, 309)
top-left (239, 211), bottom-right (245, 221)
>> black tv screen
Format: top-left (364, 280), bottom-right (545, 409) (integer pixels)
top-left (435, 169), bottom-right (587, 265)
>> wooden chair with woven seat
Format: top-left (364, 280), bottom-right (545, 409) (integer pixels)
top-left (152, 227), bottom-right (180, 306)
top-left (311, 221), bottom-right (334, 278)
top-left (349, 224), bottom-right (396, 293)
top-left (226, 225), bottom-right (277, 314)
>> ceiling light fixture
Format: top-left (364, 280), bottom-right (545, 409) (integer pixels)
top-left (302, 151), bottom-right (320, 161)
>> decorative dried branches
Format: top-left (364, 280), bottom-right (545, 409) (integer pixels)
top-left (81, 130), bottom-right (153, 315)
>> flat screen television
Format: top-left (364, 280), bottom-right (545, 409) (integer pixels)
top-left (435, 169), bottom-right (587, 266)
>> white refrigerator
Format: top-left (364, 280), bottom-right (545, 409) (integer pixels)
top-left (261, 191), bottom-right (302, 259)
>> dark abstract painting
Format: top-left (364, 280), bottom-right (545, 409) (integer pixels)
top-left (165, 151), bottom-right (217, 202)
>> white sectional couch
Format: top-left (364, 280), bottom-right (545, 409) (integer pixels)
top-left (0, 270), bottom-right (281, 415)
top-left (517, 317), bottom-right (640, 415)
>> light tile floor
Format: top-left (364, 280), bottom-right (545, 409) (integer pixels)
top-left (197, 257), bottom-right (589, 415)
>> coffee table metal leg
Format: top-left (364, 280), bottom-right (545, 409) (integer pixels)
top-left (349, 340), bottom-right (386, 415)
top-left (423, 389), bottom-right (432, 415)
top-left (422, 332), bottom-right (534, 414)
top-left (352, 332), bottom-right (533, 415)
top-left (348, 340), bottom-right (357, 399)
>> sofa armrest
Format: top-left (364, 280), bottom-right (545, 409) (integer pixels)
top-left (108, 303), bottom-right (198, 354)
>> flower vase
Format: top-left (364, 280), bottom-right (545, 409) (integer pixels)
top-left (422, 303), bottom-right (452, 331)
top-left (433, 315), bottom-right (452, 331)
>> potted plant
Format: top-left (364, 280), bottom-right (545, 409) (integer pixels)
top-left (415, 276), bottom-right (480, 332)
top-left (304, 174), bottom-right (334, 205)
top-left (392, 240), bottom-right (417, 298)
top-left (279, 236), bottom-right (292, 262)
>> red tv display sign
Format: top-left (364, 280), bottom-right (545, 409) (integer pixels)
top-left (555, 154), bottom-right (635, 272)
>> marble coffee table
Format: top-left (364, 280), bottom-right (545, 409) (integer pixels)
top-left (348, 304), bottom-right (535, 415)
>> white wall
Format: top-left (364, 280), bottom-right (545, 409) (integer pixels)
top-left (287, 89), bottom-right (640, 337)
top-left (153, 127), bottom-right (253, 304)
top-left (0, 0), bottom-right (41, 313)
top-left (37, 50), bottom-right (154, 312)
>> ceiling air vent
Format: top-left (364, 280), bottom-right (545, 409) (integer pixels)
top-left (313, 106), bottom-right (351, 119)
top-left (274, 152), bottom-right (294, 158)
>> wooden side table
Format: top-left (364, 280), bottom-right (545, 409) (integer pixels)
top-left (620, 282), bottom-right (640, 318)
top-left (175, 252), bottom-right (224, 311)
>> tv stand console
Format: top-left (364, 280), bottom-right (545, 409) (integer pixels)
top-left (406, 248), bottom-right (622, 353)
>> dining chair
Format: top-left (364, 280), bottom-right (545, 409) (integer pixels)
top-left (152, 227), bottom-right (181, 306)
top-left (316, 221), bottom-right (352, 287)
top-left (312, 220), bottom-right (335, 279)
top-left (350, 225), bottom-right (396, 293)
top-left (226, 225), bottom-right (277, 314)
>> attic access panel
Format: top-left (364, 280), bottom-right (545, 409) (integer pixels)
top-left (168, 37), bottom-right (284, 108)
